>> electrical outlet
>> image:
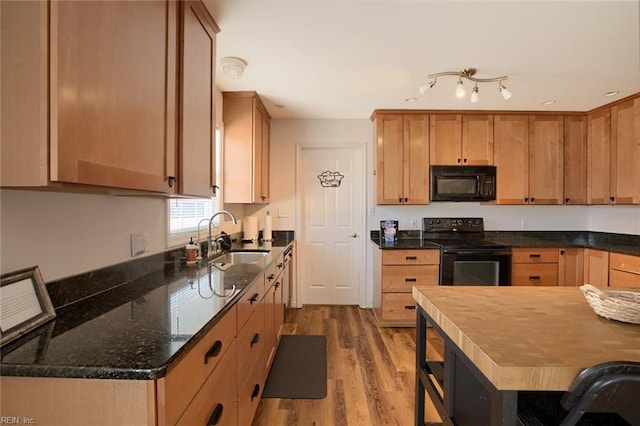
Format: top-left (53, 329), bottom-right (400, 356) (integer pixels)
top-left (411, 218), bottom-right (418, 228)
top-left (278, 208), bottom-right (289, 218)
top-left (368, 206), bottom-right (376, 216)
top-left (130, 232), bottom-right (149, 257)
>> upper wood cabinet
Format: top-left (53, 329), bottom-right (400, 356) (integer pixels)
top-left (374, 113), bottom-right (429, 205)
top-left (494, 115), bottom-right (563, 205)
top-left (1, 1), bottom-right (179, 193)
top-left (528, 115), bottom-right (564, 204)
top-left (223, 91), bottom-right (271, 204)
top-left (178, 1), bottom-right (220, 198)
top-left (587, 108), bottom-right (612, 204)
top-left (610, 97), bottom-right (640, 204)
top-left (587, 96), bottom-right (640, 205)
top-left (2, 0), bottom-right (220, 196)
top-left (494, 115), bottom-right (529, 204)
top-left (429, 114), bottom-right (494, 165)
top-left (563, 115), bottom-right (588, 205)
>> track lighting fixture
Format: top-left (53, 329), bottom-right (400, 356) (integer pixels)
top-left (419, 68), bottom-right (511, 103)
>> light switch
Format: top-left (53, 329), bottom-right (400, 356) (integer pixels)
top-left (278, 208), bottom-right (288, 218)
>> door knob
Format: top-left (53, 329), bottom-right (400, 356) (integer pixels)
top-left (349, 232), bottom-right (358, 238)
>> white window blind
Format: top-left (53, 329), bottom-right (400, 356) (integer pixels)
top-left (169, 198), bottom-right (214, 236)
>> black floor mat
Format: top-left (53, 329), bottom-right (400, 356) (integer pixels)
top-left (262, 335), bottom-right (327, 399)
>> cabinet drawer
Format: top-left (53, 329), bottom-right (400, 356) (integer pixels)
top-left (383, 249), bottom-right (440, 266)
top-left (512, 248), bottom-right (559, 263)
top-left (610, 253), bottom-right (640, 275)
top-left (160, 306), bottom-right (237, 425)
top-left (176, 342), bottom-right (238, 426)
top-left (238, 358), bottom-right (264, 426)
top-left (381, 293), bottom-right (418, 322)
top-left (382, 265), bottom-right (439, 292)
top-left (512, 264), bottom-right (558, 286)
top-left (237, 300), bottom-right (265, 391)
top-left (237, 276), bottom-right (266, 330)
top-left (609, 269), bottom-right (640, 288)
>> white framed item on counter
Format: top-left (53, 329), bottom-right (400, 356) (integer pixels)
top-left (0, 266), bottom-right (56, 347)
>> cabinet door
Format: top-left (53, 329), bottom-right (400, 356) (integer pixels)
top-left (583, 249), bottom-right (609, 287)
top-left (558, 248), bottom-right (584, 286)
top-left (429, 115), bottom-right (462, 165)
top-left (462, 114), bottom-right (494, 165)
top-left (179, 1), bottom-right (218, 197)
top-left (494, 115), bottom-right (529, 204)
top-left (260, 116), bottom-right (271, 203)
top-left (563, 115), bottom-right (588, 205)
top-left (52, 1), bottom-right (177, 192)
top-left (587, 108), bottom-right (611, 204)
top-left (403, 114), bottom-right (430, 204)
top-left (610, 97), bottom-right (640, 204)
top-left (529, 115), bottom-right (563, 204)
top-left (375, 114), bottom-right (405, 204)
top-left (252, 101), bottom-right (265, 203)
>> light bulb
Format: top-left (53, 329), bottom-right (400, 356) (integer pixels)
top-left (470, 86), bottom-right (479, 103)
top-left (419, 80), bottom-right (436, 95)
top-left (499, 84), bottom-right (512, 100)
top-left (455, 80), bottom-right (466, 98)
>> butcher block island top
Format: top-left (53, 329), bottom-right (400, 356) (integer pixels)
top-left (412, 286), bottom-right (640, 391)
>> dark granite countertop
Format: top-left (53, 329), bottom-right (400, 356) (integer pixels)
top-left (370, 230), bottom-right (640, 256)
top-left (0, 235), bottom-right (293, 381)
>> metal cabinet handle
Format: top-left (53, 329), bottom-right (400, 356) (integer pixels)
top-left (274, 282), bottom-right (280, 289)
top-left (204, 340), bottom-right (223, 364)
top-left (249, 293), bottom-right (260, 304)
top-left (250, 333), bottom-right (260, 347)
top-left (267, 274), bottom-right (275, 281)
top-left (405, 256), bottom-right (417, 260)
top-left (207, 403), bottom-right (224, 426)
top-left (565, 197), bottom-right (570, 203)
top-left (277, 262), bottom-right (284, 269)
top-left (168, 176), bottom-right (175, 188)
top-left (251, 384), bottom-right (261, 401)
top-left (404, 305), bottom-right (417, 310)
top-left (560, 249), bottom-right (565, 255)
top-left (529, 254), bottom-right (541, 258)
top-left (529, 276), bottom-right (541, 280)
top-left (405, 278), bottom-right (417, 282)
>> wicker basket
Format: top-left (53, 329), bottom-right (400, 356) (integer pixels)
top-left (580, 284), bottom-right (640, 325)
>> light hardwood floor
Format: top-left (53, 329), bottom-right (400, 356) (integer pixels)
top-left (252, 305), bottom-right (443, 426)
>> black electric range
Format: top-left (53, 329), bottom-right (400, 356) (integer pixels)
top-left (422, 218), bottom-right (512, 285)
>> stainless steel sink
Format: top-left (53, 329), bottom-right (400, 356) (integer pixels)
top-left (210, 251), bottom-right (269, 264)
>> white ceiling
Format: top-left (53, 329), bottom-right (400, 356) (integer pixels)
top-left (204, 0), bottom-right (640, 119)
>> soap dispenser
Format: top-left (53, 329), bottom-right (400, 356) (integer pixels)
top-left (185, 237), bottom-right (198, 264)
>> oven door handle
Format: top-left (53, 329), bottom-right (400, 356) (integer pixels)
top-left (443, 249), bottom-right (511, 255)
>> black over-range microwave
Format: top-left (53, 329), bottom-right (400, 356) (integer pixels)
top-left (430, 165), bottom-right (497, 202)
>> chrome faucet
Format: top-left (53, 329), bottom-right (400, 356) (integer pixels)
top-left (196, 218), bottom-right (211, 260)
top-left (207, 210), bottom-right (238, 258)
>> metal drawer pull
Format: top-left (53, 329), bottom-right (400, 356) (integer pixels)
top-left (249, 293), bottom-right (260, 304)
top-left (267, 274), bottom-right (276, 281)
top-left (405, 256), bottom-right (418, 260)
top-left (405, 278), bottom-right (417, 282)
top-left (204, 340), bottom-right (223, 364)
top-left (250, 333), bottom-right (260, 347)
top-left (251, 384), bottom-right (261, 401)
top-left (207, 403), bottom-right (224, 426)
top-left (404, 305), bottom-right (417, 310)
top-left (275, 282), bottom-right (280, 289)
top-left (529, 276), bottom-right (541, 280)
top-left (529, 254), bottom-right (541, 258)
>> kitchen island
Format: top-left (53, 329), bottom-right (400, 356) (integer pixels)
top-left (412, 286), bottom-right (640, 426)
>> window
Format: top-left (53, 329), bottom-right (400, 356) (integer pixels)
top-left (167, 127), bottom-right (223, 247)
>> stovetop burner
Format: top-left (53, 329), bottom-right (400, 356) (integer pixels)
top-left (422, 217), bottom-right (509, 250)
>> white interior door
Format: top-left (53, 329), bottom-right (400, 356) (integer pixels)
top-left (298, 146), bottom-right (364, 305)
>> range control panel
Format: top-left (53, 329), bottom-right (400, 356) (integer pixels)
top-left (422, 217), bottom-right (484, 233)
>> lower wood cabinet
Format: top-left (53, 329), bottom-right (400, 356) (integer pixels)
top-left (176, 342), bottom-right (238, 426)
top-left (373, 246), bottom-right (440, 326)
top-left (558, 248), bottom-right (584, 286)
top-left (584, 249), bottom-right (610, 287)
top-left (609, 252), bottom-right (640, 288)
top-left (511, 248), bottom-right (559, 286)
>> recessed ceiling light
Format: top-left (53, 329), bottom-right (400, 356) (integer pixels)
top-left (274, 104), bottom-right (284, 109)
top-left (405, 97), bottom-right (417, 103)
top-left (603, 90), bottom-right (619, 97)
top-left (542, 100), bottom-right (556, 105)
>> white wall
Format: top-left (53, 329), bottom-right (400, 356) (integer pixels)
top-left (588, 205), bottom-right (640, 234)
top-left (0, 189), bottom-right (168, 281)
